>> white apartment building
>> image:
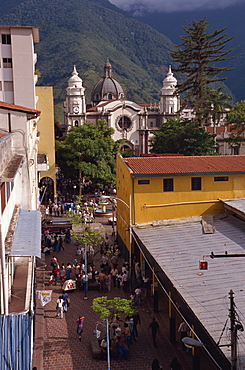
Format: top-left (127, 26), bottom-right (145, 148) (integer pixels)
top-left (0, 25), bottom-right (40, 109)
top-left (0, 25), bottom-right (42, 370)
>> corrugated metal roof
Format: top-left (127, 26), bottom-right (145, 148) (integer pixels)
top-left (221, 198), bottom-right (245, 219)
top-left (10, 210), bottom-right (41, 258)
top-left (125, 155), bottom-right (245, 175)
top-left (133, 213), bottom-right (245, 365)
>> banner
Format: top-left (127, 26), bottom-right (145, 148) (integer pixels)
top-left (37, 290), bottom-right (52, 306)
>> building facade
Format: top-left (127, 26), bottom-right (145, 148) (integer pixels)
top-left (0, 25), bottom-right (46, 370)
top-left (36, 86), bottom-right (56, 202)
top-left (0, 26), bottom-right (39, 109)
top-left (116, 153), bottom-right (245, 369)
top-left (64, 61), bottom-right (182, 156)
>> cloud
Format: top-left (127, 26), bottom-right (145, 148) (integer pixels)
top-left (109, 0), bottom-right (245, 14)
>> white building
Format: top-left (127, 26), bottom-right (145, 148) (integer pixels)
top-left (0, 25), bottom-right (42, 370)
top-left (0, 25), bottom-right (40, 109)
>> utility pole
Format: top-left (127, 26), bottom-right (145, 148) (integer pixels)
top-left (229, 289), bottom-right (237, 370)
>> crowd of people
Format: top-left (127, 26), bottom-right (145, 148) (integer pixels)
top-left (42, 213), bottom-right (183, 369)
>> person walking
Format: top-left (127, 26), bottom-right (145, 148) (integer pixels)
top-left (62, 291), bottom-right (69, 312)
top-left (58, 235), bottom-right (64, 251)
top-left (134, 287), bottom-right (142, 306)
top-left (76, 316), bottom-right (85, 341)
top-left (110, 267), bottom-right (118, 288)
top-left (149, 317), bottom-right (160, 348)
top-left (151, 358), bottom-right (162, 370)
top-left (132, 312), bottom-right (141, 340)
top-left (170, 356), bottom-right (182, 370)
top-left (56, 296), bottom-right (64, 318)
top-left (52, 265), bottom-right (60, 286)
top-left (178, 321), bottom-right (189, 351)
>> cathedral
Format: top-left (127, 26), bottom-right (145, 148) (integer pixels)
top-left (64, 59), bottom-right (190, 155)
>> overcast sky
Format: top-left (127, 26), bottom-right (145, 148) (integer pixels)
top-left (109, 0), bottom-right (245, 13)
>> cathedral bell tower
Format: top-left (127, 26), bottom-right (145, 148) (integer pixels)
top-left (160, 66), bottom-right (180, 115)
top-left (64, 65), bottom-right (86, 130)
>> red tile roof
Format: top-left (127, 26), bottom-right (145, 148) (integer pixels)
top-left (124, 155), bottom-right (245, 175)
top-left (0, 101), bottom-right (40, 115)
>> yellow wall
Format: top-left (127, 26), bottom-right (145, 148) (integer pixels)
top-left (36, 86), bottom-right (56, 194)
top-left (116, 155), bottom-right (245, 252)
top-left (133, 174), bottom-right (245, 223)
top-left (116, 154), bottom-right (133, 251)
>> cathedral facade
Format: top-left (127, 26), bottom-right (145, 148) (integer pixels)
top-left (64, 60), bottom-right (182, 156)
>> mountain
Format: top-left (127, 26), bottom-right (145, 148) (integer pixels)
top-left (128, 3), bottom-right (245, 102)
top-left (0, 0), bottom-right (175, 122)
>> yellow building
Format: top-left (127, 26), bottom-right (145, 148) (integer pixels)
top-left (36, 86), bottom-right (56, 202)
top-left (116, 154), bottom-right (245, 253)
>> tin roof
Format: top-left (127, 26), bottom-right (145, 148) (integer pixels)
top-left (133, 212), bottom-right (245, 365)
top-left (125, 155), bottom-right (245, 176)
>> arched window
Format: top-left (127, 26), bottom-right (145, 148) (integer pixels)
top-left (118, 116), bottom-right (131, 130)
top-left (108, 93), bottom-right (112, 100)
top-left (75, 120), bottom-right (79, 127)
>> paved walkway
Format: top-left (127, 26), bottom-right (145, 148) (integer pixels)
top-left (33, 217), bottom-right (192, 370)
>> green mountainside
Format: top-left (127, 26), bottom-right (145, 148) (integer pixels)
top-left (0, 0), bottom-right (174, 122)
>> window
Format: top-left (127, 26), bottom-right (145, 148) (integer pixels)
top-left (233, 146), bottom-right (240, 155)
top-left (0, 82), bottom-right (2, 91)
top-left (4, 81), bottom-right (13, 91)
top-left (164, 178), bottom-right (173, 192)
top-left (138, 180), bottom-right (150, 185)
top-left (3, 58), bottom-right (12, 68)
top-left (118, 116), bottom-right (132, 130)
top-left (74, 120), bottom-right (79, 127)
top-left (108, 93), bottom-right (112, 100)
top-left (192, 177), bottom-right (202, 191)
top-left (2, 34), bottom-right (11, 44)
top-left (214, 176), bottom-right (228, 182)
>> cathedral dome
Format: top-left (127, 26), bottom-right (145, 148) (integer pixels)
top-left (91, 59), bottom-right (124, 106)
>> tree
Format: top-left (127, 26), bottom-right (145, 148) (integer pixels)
top-left (92, 296), bottom-right (136, 321)
top-left (225, 100), bottom-right (245, 145)
top-left (206, 86), bottom-right (232, 126)
top-left (56, 121), bottom-right (122, 189)
top-left (67, 196), bottom-right (104, 247)
top-left (171, 18), bottom-right (234, 124)
top-left (150, 117), bottom-right (216, 156)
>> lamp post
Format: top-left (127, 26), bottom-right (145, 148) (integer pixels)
top-left (106, 317), bottom-right (110, 370)
top-left (84, 243), bottom-right (88, 299)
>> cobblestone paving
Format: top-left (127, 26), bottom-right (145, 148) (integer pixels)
top-left (34, 217), bottom-right (192, 370)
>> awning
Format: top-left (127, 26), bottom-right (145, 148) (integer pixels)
top-left (10, 209), bottom-right (41, 258)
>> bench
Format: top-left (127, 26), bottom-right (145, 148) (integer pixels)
top-left (90, 336), bottom-right (101, 359)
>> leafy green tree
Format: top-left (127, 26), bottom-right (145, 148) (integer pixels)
top-left (150, 117), bottom-right (216, 155)
top-left (225, 100), bottom-right (245, 145)
top-left (171, 18), bottom-right (234, 124)
top-left (56, 121), bottom-right (121, 188)
top-left (67, 196), bottom-right (104, 247)
top-left (206, 86), bottom-right (232, 126)
top-left (92, 296), bottom-right (135, 321)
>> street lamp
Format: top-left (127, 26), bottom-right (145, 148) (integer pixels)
top-left (84, 243), bottom-right (88, 299)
